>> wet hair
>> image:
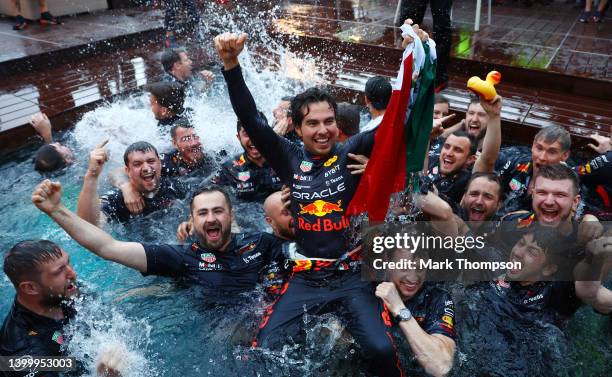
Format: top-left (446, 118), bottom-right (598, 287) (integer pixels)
top-left (448, 130), bottom-right (478, 156)
top-left (170, 118), bottom-right (194, 140)
top-left (145, 82), bottom-right (185, 115)
top-left (533, 163), bottom-right (579, 196)
top-left (34, 144), bottom-right (66, 172)
top-left (466, 172), bottom-right (503, 199)
top-left (364, 76), bottom-right (392, 110)
top-left (123, 141), bottom-right (159, 166)
top-left (521, 225), bottom-right (572, 269)
top-left (434, 93), bottom-right (449, 105)
top-left (336, 102), bottom-right (360, 137)
top-left (4, 240), bottom-right (63, 287)
top-left (534, 125), bottom-right (571, 152)
top-left (190, 185), bottom-right (232, 213)
top-left (281, 95), bottom-right (293, 102)
top-left (291, 87), bottom-right (337, 127)
top-left (160, 48), bottom-right (185, 73)
top-left (468, 95), bottom-right (481, 107)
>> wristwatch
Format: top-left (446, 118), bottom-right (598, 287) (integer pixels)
top-left (394, 307), bottom-right (412, 322)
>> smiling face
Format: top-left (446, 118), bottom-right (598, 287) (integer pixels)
top-left (173, 126), bottom-right (203, 165)
top-left (465, 102), bottom-right (489, 140)
top-left (433, 102), bottom-right (449, 120)
top-left (531, 139), bottom-right (570, 176)
top-left (506, 233), bottom-right (556, 282)
top-left (532, 176), bottom-right (579, 227)
top-left (295, 101), bottom-right (338, 157)
top-left (439, 134), bottom-right (473, 175)
top-left (27, 249), bottom-right (79, 307)
top-left (237, 127), bottom-right (263, 163)
top-left (388, 249), bottom-right (426, 300)
top-left (191, 191), bottom-right (233, 251)
top-left (460, 176), bottom-right (501, 222)
top-left (125, 149), bottom-right (162, 194)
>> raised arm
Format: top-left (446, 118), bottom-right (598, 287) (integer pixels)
top-left (472, 96), bottom-right (502, 173)
top-left (77, 140), bottom-right (108, 225)
top-left (416, 191), bottom-right (463, 236)
top-left (574, 236), bottom-right (612, 314)
top-left (34, 180), bottom-right (147, 272)
top-left (215, 33), bottom-right (294, 181)
top-left (30, 113), bottom-right (54, 143)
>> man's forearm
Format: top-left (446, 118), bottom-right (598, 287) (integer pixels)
top-left (398, 320), bottom-right (455, 376)
top-left (473, 114), bottom-right (501, 173)
top-left (48, 204), bottom-right (147, 272)
top-left (76, 174), bottom-right (101, 225)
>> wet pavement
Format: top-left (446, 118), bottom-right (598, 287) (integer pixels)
top-left (0, 1), bottom-right (610, 156)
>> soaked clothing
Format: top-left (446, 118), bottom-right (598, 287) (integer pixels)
top-left (424, 165), bottom-right (472, 214)
top-left (223, 65), bottom-right (376, 259)
top-left (212, 153), bottom-right (282, 202)
top-left (495, 147), bottom-right (535, 214)
top-left (490, 275), bottom-right (581, 319)
top-left (161, 149), bottom-right (215, 178)
top-left (142, 232), bottom-right (285, 293)
top-left (400, 283), bottom-right (457, 339)
top-left (223, 66), bottom-right (402, 376)
top-left (574, 151), bottom-right (612, 219)
top-left (157, 114), bottom-right (186, 130)
top-left (0, 300), bottom-right (76, 377)
top-left (254, 271), bottom-right (403, 377)
top-left (100, 177), bottom-right (187, 223)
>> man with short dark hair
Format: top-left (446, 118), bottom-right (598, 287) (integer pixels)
top-left (160, 48), bottom-right (214, 88)
top-left (437, 96), bottom-right (490, 153)
top-left (1, 240), bottom-right (121, 376)
top-left (336, 102), bottom-right (361, 141)
top-left (161, 119), bottom-right (215, 178)
top-left (29, 112), bottom-right (74, 173)
top-left (574, 133), bottom-right (612, 220)
top-left (212, 119), bottom-right (282, 202)
top-left (361, 76), bottom-right (392, 132)
top-left (145, 82), bottom-right (187, 129)
top-left (495, 125), bottom-right (573, 213)
top-left (77, 141), bottom-right (187, 224)
top-left (33, 182), bottom-right (286, 294)
top-left (272, 96), bottom-right (301, 144)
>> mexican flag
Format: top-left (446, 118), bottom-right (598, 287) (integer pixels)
top-left (346, 25), bottom-right (437, 222)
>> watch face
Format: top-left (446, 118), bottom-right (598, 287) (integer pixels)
top-left (398, 308), bottom-right (412, 321)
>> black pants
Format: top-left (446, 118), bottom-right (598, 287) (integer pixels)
top-left (255, 271), bottom-right (403, 377)
top-left (397, 0), bottom-right (452, 86)
top-left (164, 0), bottom-right (200, 32)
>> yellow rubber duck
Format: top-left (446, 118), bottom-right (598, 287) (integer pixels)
top-left (467, 71), bottom-right (502, 101)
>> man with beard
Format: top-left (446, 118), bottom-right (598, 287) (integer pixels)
top-left (434, 96), bottom-right (489, 157)
top-left (77, 141), bottom-right (187, 224)
top-left (495, 125), bottom-right (572, 213)
top-left (160, 48), bottom-right (214, 90)
top-left (1, 240), bottom-right (121, 377)
top-left (33, 182), bottom-right (286, 294)
top-left (212, 119), bottom-right (282, 202)
top-left (424, 95), bottom-right (502, 210)
top-left (160, 120), bottom-right (216, 178)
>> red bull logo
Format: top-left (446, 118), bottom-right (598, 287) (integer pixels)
top-left (299, 200), bottom-right (343, 217)
top-left (297, 216), bottom-right (350, 232)
top-left (516, 162), bottom-right (530, 173)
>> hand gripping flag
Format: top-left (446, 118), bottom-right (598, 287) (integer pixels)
top-left (346, 25), bottom-right (437, 222)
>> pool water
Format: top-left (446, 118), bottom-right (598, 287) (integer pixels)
top-left (1, 4), bottom-right (611, 376)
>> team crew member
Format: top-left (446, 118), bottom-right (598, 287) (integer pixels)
top-left (335, 102), bottom-right (361, 142)
top-left (216, 32), bottom-right (403, 376)
top-left (495, 125), bottom-right (572, 213)
top-left (29, 112), bottom-right (74, 173)
top-left (376, 247), bottom-right (456, 376)
top-left (34, 182), bottom-right (286, 293)
top-left (160, 48), bottom-right (214, 90)
top-left (361, 76), bottom-right (392, 132)
top-left (491, 227), bottom-right (611, 317)
top-left (145, 82), bottom-right (187, 130)
top-left (272, 96), bottom-right (301, 144)
top-left (574, 133), bottom-right (612, 219)
top-left (212, 119), bottom-right (282, 202)
top-left (424, 96), bottom-right (502, 210)
top-left (1, 240), bottom-right (122, 377)
top-left (161, 120), bottom-right (215, 178)
top-left (77, 141), bottom-right (187, 224)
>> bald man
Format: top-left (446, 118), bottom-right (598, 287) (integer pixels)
top-left (263, 191), bottom-right (295, 241)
